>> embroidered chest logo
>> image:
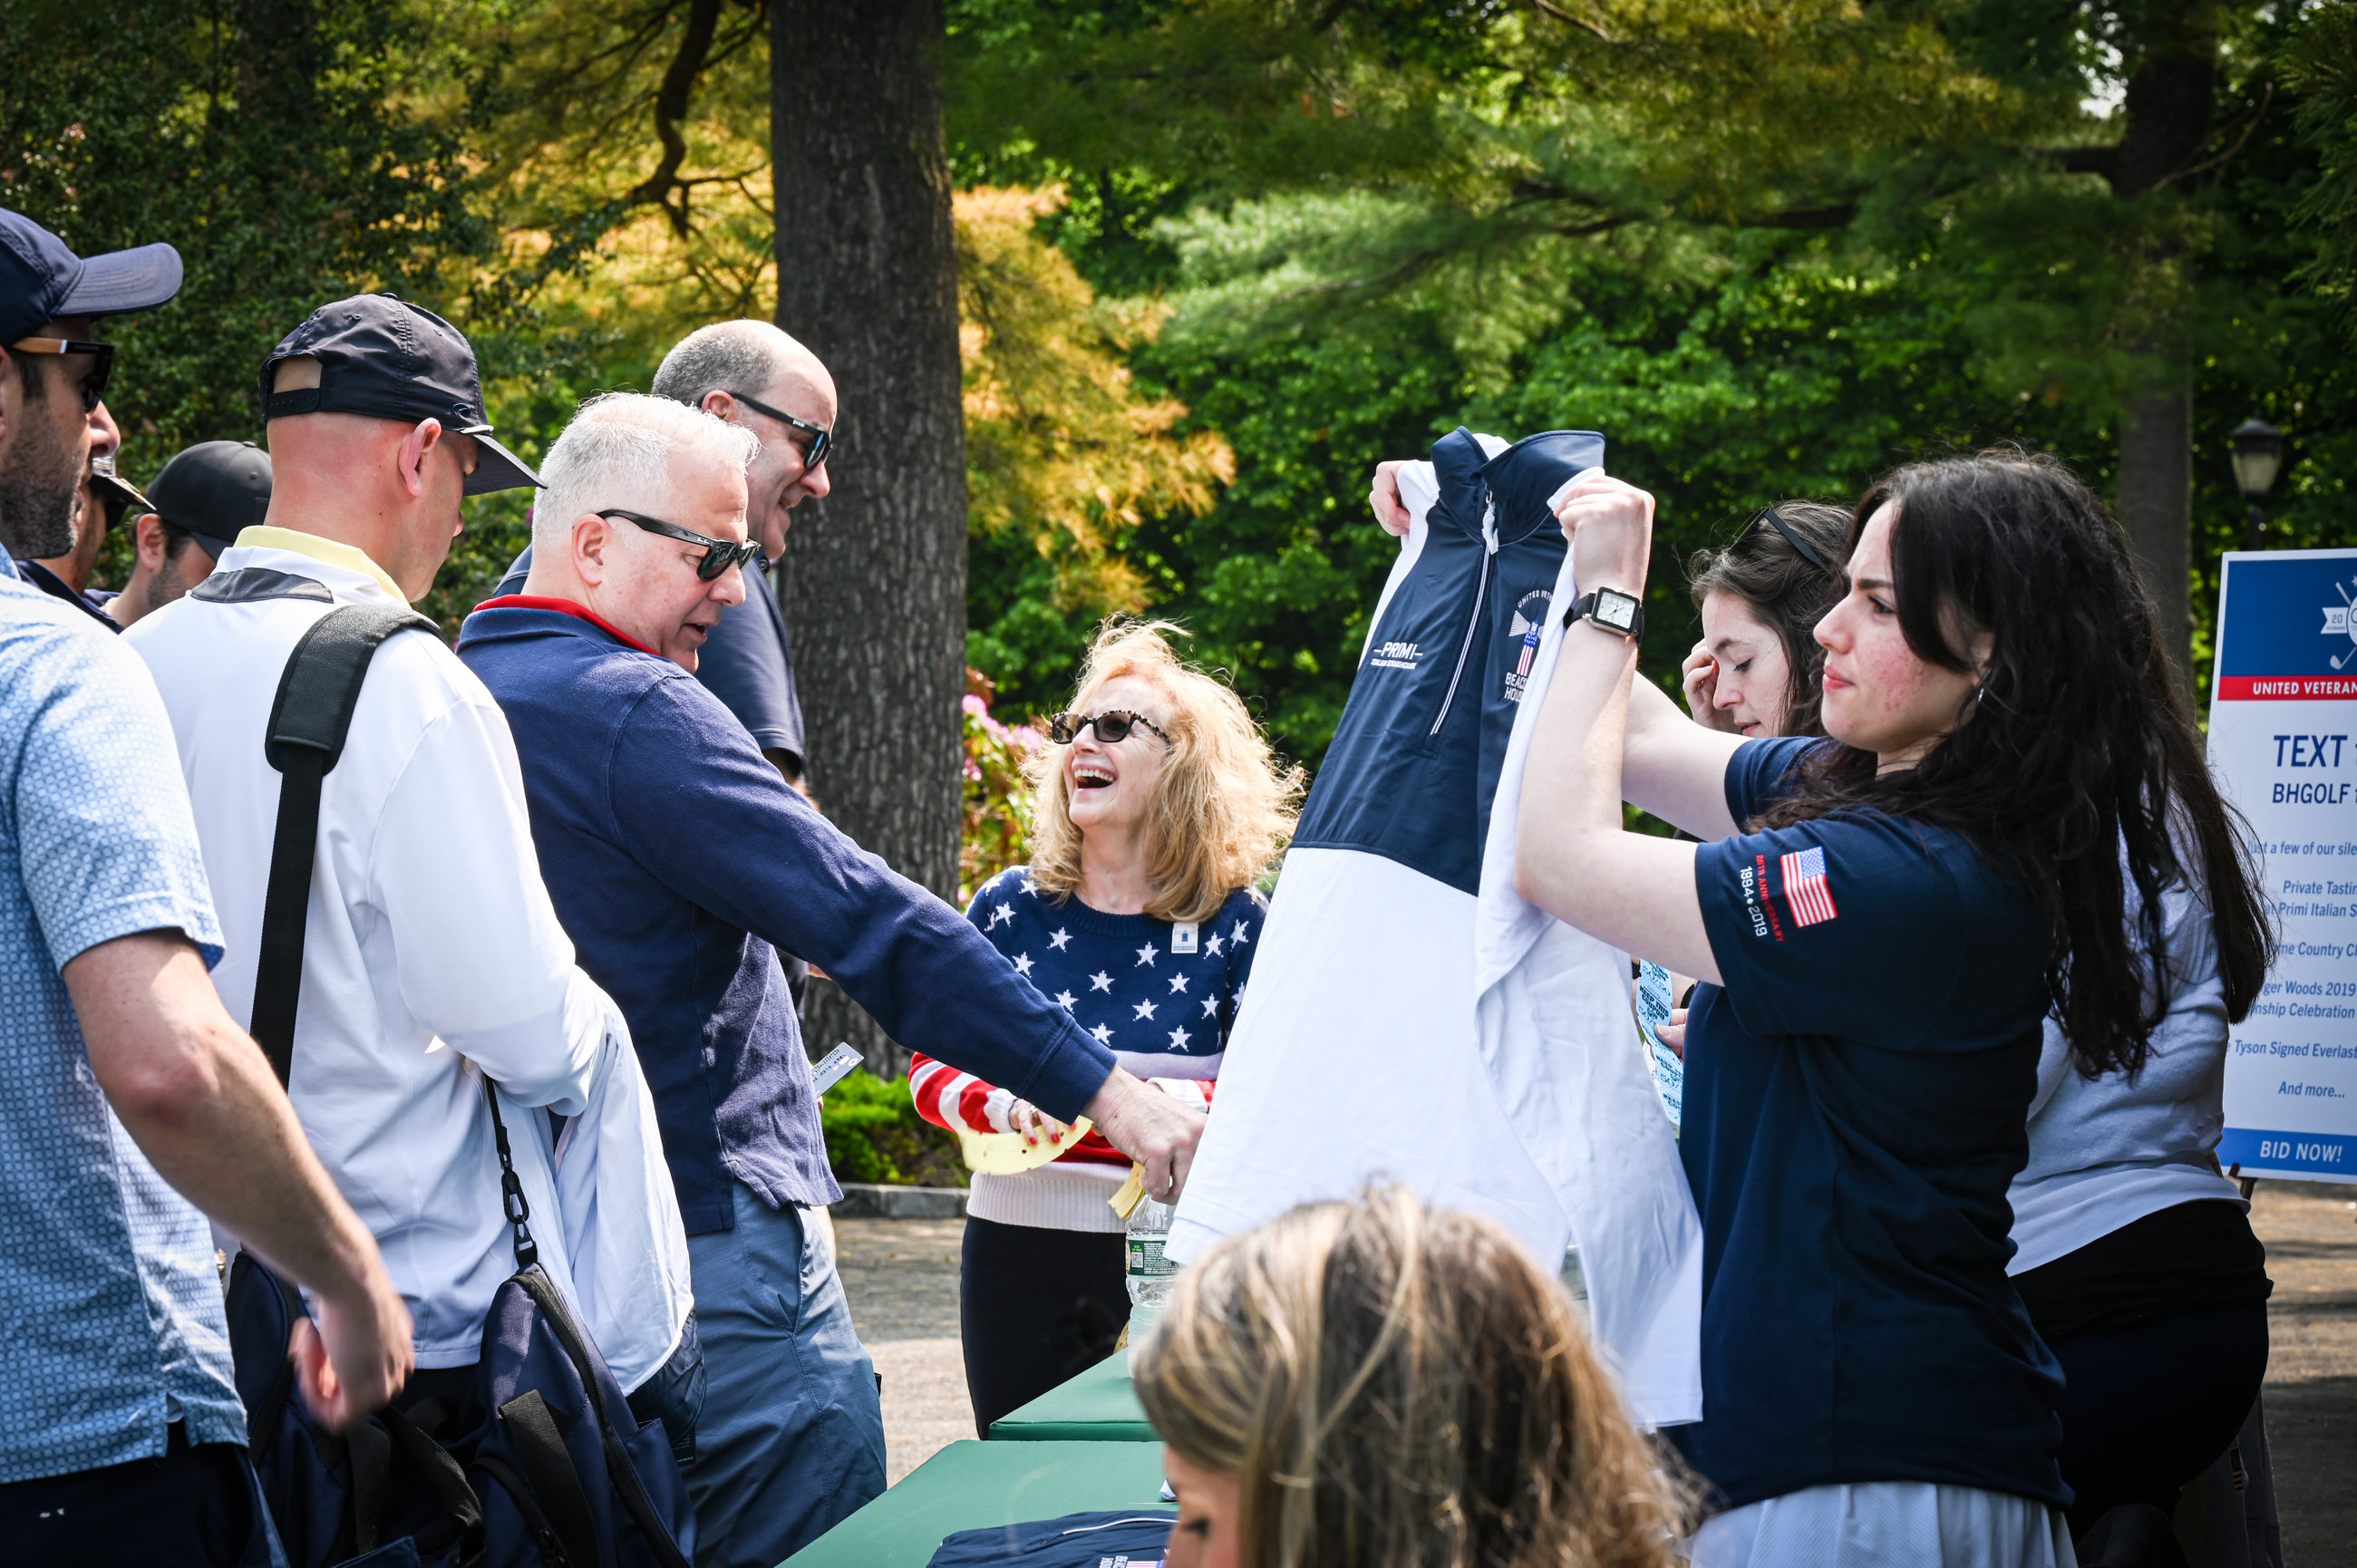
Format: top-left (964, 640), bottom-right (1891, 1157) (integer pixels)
top-left (1779, 846), bottom-right (1838, 927)
top-left (1503, 588), bottom-right (1553, 703)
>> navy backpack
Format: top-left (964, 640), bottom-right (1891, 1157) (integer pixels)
top-left (225, 603), bottom-right (696, 1568)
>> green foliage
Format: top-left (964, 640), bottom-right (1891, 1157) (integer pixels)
top-left (961, 683), bottom-right (1046, 905)
top-left (0, 0), bottom-right (490, 468)
top-left (817, 1067), bottom-right (966, 1188)
top-left (2286, 0), bottom-right (2357, 339)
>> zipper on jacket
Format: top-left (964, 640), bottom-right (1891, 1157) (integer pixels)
top-left (1428, 496), bottom-right (1499, 737)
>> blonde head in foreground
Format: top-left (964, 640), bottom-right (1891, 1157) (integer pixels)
top-left (1024, 619), bottom-right (1302, 924)
top-left (1132, 1187), bottom-right (1691, 1568)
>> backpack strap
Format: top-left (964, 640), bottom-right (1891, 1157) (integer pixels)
top-left (249, 602), bottom-right (439, 1083)
top-left (500, 1389), bottom-right (604, 1568)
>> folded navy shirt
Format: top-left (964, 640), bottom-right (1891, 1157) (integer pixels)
top-left (457, 600), bottom-right (1117, 1234)
top-left (926, 1508), bottom-right (1173, 1567)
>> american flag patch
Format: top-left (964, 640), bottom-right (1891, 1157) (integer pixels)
top-left (1780, 846), bottom-right (1838, 927)
top-left (1516, 626), bottom-right (1540, 677)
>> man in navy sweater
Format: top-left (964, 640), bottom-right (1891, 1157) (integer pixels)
top-left (457, 392), bottom-right (1205, 1567)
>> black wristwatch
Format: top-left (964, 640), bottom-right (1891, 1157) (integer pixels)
top-left (1564, 586), bottom-right (1644, 641)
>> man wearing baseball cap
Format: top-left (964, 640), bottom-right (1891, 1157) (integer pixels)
top-left (124, 295), bottom-right (698, 1493)
top-left (104, 439), bottom-right (268, 627)
top-left (0, 214), bottom-right (415, 1563)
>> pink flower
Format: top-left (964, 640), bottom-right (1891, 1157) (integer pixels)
top-left (962, 694), bottom-right (988, 718)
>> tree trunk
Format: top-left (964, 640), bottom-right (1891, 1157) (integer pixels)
top-left (2107, 10), bottom-right (2216, 688)
top-left (2116, 389), bottom-right (2194, 685)
top-left (771, 0), bottom-right (967, 1079)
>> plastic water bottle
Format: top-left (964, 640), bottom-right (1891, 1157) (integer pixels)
top-left (1125, 1195), bottom-right (1177, 1374)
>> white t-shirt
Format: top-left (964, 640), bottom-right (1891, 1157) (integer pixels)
top-left (2008, 869), bottom-right (2245, 1274)
top-left (126, 530), bottom-right (681, 1376)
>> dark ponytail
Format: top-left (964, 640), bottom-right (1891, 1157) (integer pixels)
top-left (1761, 450), bottom-right (2274, 1079)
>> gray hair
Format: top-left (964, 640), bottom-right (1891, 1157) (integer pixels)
top-left (533, 392), bottom-right (760, 553)
top-left (652, 320), bottom-right (800, 406)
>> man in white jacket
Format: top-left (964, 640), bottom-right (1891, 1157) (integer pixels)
top-left (125, 295), bottom-right (695, 1443)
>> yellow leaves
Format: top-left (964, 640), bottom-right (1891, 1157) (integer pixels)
top-left (957, 184), bottom-right (1234, 619)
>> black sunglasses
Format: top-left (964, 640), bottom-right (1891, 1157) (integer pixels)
top-left (1048, 709), bottom-right (1171, 746)
top-left (9, 337), bottom-right (112, 414)
top-left (1749, 504), bottom-right (1834, 573)
top-left (726, 390), bottom-right (834, 472)
top-left (598, 508), bottom-right (761, 581)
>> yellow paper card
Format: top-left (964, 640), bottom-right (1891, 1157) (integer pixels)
top-left (955, 1117), bottom-right (1094, 1176)
top-left (1109, 1163), bottom-right (1147, 1220)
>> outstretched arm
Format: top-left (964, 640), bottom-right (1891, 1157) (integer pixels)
top-left (612, 686), bottom-right (1204, 1195)
top-left (1514, 474), bottom-right (1722, 983)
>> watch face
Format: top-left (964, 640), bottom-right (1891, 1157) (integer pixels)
top-left (1596, 591), bottom-right (1638, 633)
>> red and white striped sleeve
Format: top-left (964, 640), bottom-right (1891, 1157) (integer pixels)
top-left (907, 1050), bottom-right (1016, 1136)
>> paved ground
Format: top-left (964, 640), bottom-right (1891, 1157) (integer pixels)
top-left (833, 1216), bottom-right (974, 1484)
top-left (2250, 1180), bottom-right (2357, 1566)
top-left (836, 1186), bottom-right (2357, 1554)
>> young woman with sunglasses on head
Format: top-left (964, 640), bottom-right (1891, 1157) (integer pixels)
top-left (907, 622), bottom-right (1302, 1434)
top-left (1681, 502), bottom-right (1852, 741)
top-left (1516, 450), bottom-right (2268, 1566)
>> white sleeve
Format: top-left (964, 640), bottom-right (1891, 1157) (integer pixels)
top-left (366, 695), bottom-right (599, 1115)
top-left (549, 977), bottom-right (694, 1393)
top-left (1361, 461), bottom-right (1441, 663)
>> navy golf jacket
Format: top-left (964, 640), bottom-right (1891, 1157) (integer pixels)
top-left (456, 603), bottom-right (1118, 1234)
top-left (1294, 426), bottom-right (1605, 895)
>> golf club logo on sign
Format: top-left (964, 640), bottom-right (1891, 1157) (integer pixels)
top-left (2325, 572), bottom-right (2354, 670)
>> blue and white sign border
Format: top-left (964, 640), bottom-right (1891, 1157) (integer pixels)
top-left (2209, 547), bottom-right (2357, 1185)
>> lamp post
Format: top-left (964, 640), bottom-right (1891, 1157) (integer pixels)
top-left (2230, 417), bottom-right (2285, 552)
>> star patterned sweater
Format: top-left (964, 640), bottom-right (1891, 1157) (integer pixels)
top-left (909, 866), bottom-right (1266, 1232)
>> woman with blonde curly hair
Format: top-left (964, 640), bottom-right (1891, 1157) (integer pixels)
top-left (909, 620), bottom-right (1302, 1432)
top-left (1135, 1186), bottom-right (1691, 1568)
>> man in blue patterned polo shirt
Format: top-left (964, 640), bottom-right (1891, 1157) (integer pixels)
top-left (0, 208), bottom-right (412, 1566)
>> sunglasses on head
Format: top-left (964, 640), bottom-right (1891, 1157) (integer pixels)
top-left (598, 508), bottom-right (761, 580)
top-left (1747, 504), bottom-right (1834, 573)
top-left (10, 337), bottom-right (112, 414)
top-left (1047, 710), bottom-right (1170, 746)
top-left (727, 390), bottom-right (834, 472)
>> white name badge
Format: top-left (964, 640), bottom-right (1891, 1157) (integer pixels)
top-left (1172, 921), bottom-right (1199, 954)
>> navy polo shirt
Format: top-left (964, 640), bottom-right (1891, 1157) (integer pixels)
top-left (454, 602), bottom-right (1117, 1234)
top-left (1673, 737), bottom-right (2067, 1510)
top-left (495, 545), bottom-right (806, 772)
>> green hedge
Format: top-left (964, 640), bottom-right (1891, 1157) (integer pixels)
top-left (820, 1067), bottom-right (968, 1187)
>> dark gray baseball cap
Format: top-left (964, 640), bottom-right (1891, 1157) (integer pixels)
top-left (257, 294), bottom-right (540, 495)
top-left (145, 440), bottom-right (272, 557)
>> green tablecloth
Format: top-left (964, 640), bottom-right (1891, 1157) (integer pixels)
top-left (987, 1351), bottom-right (1158, 1442)
top-left (781, 1440), bottom-right (1171, 1568)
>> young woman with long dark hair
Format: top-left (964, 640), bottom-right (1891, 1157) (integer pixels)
top-left (1659, 477), bottom-right (2275, 1546)
top-left (1516, 450), bottom-right (2269, 1565)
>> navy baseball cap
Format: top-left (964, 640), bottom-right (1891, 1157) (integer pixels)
top-left (257, 294), bottom-right (540, 496)
top-left (144, 440), bottom-right (272, 558)
top-left (0, 208), bottom-right (182, 344)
